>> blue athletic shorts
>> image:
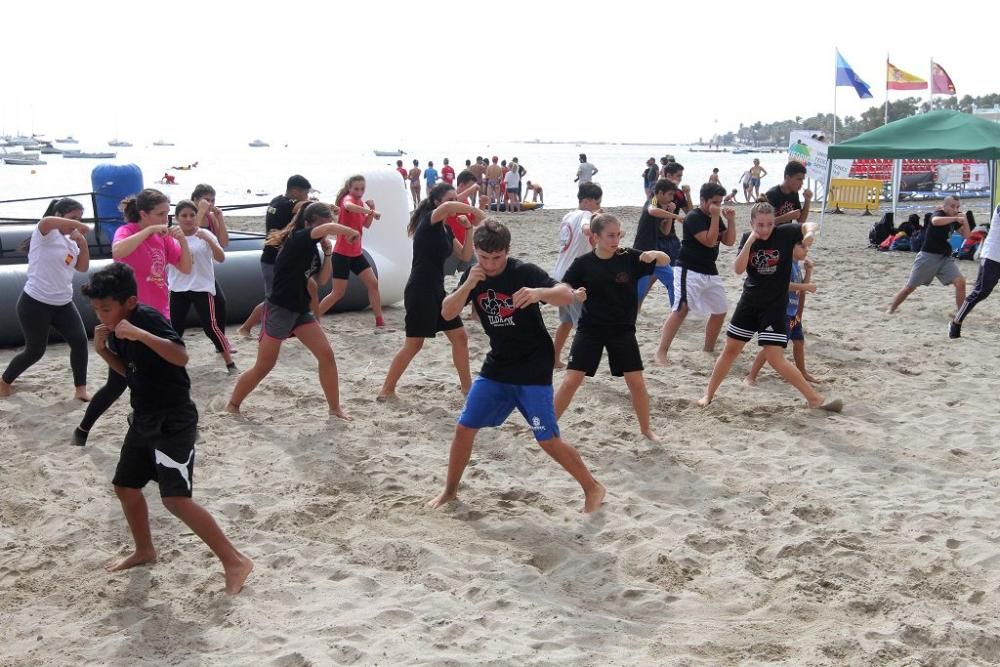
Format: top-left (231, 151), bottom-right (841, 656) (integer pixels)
top-left (457, 377), bottom-right (560, 441)
top-left (637, 264), bottom-right (674, 306)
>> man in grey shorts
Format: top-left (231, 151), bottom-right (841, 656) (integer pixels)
top-left (888, 195), bottom-right (969, 314)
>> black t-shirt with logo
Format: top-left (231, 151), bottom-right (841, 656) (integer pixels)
top-left (270, 228), bottom-right (321, 312)
top-left (562, 248), bottom-right (655, 335)
top-left (108, 304), bottom-right (190, 414)
top-left (740, 223), bottom-right (803, 309)
top-left (922, 209), bottom-right (955, 256)
top-left (260, 195), bottom-right (297, 264)
top-left (678, 208), bottom-right (726, 275)
top-left (407, 214), bottom-right (455, 296)
top-left (459, 258), bottom-right (557, 385)
top-left (765, 186), bottom-right (801, 221)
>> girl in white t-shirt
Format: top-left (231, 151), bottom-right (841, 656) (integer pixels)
top-left (1, 198), bottom-right (92, 400)
top-left (167, 200), bottom-right (236, 373)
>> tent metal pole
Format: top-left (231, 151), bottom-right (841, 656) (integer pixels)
top-left (891, 159), bottom-right (900, 221)
top-left (819, 159), bottom-right (833, 236)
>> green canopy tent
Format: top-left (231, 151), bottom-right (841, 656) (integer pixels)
top-left (822, 110), bottom-right (1000, 228)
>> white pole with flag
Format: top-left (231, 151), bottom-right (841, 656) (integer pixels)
top-left (833, 48), bottom-right (838, 144)
top-left (884, 53), bottom-right (890, 125)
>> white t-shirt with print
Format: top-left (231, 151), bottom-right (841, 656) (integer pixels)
top-left (168, 230), bottom-right (219, 294)
top-left (552, 209), bottom-right (594, 281)
top-left (24, 225), bottom-right (81, 306)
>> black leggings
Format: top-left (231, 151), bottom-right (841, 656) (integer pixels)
top-left (169, 289), bottom-right (232, 353)
top-left (78, 366), bottom-right (128, 432)
top-left (956, 258), bottom-right (1000, 324)
top-left (2, 292), bottom-right (88, 387)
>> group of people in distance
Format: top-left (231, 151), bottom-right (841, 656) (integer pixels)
top-left (12, 152), bottom-right (1000, 597)
top-left (396, 156), bottom-right (538, 213)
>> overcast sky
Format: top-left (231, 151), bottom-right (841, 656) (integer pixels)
top-left (3, 1), bottom-right (994, 147)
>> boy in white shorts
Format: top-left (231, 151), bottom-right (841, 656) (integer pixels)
top-left (551, 183), bottom-right (602, 367)
top-left (655, 182), bottom-right (736, 364)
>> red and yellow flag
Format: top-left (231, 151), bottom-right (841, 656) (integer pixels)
top-left (887, 61), bottom-right (927, 90)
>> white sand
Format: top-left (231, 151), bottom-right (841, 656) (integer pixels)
top-left (3, 204), bottom-right (1000, 665)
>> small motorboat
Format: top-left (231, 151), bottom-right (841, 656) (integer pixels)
top-left (108, 139), bottom-right (132, 147)
top-left (248, 139), bottom-right (269, 148)
top-left (39, 144), bottom-right (64, 154)
top-left (153, 139), bottom-right (175, 146)
top-left (63, 151), bottom-right (116, 159)
top-left (55, 136), bottom-right (79, 144)
top-left (3, 156), bottom-right (47, 166)
top-left (373, 149), bottom-right (405, 157)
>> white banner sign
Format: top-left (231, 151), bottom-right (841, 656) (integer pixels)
top-left (787, 131), bottom-right (852, 182)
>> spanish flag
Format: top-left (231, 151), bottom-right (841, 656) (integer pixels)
top-left (887, 61), bottom-right (927, 90)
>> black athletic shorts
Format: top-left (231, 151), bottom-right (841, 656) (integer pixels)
top-left (727, 298), bottom-right (788, 347)
top-left (112, 401), bottom-right (198, 498)
top-left (567, 327), bottom-right (643, 377)
top-left (332, 252), bottom-right (372, 280)
top-left (403, 286), bottom-right (462, 338)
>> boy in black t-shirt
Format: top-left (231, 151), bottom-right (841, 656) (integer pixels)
top-left (429, 220), bottom-right (605, 514)
top-left (765, 161), bottom-right (812, 225)
top-left (887, 196), bottom-right (969, 314)
top-left (554, 214), bottom-right (670, 441)
top-left (697, 203), bottom-right (842, 411)
top-left (635, 179), bottom-right (684, 311)
top-left (654, 182), bottom-right (737, 364)
top-left (83, 263), bottom-right (253, 595)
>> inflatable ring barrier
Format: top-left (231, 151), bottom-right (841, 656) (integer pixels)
top-left (0, 169), bottom-right (412, 348)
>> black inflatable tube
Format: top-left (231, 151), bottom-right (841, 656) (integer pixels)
top-left (0, 248), bottom-right (374, 349)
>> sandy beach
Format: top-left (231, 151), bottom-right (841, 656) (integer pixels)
top-left (3, 202), bottom-right (1000, 665)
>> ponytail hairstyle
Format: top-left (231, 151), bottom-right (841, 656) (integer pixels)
top-left (22, 197), bottom-right (86, 253)
top-left (43, 197), bottom-right (84, 219)
top-left (408, 183), bottom-right (455, 237)
top-left (333, 175), bottom-right (365, 208)
top-left (120, 189), bottom-right (169, 223)
top-left (589, 213), bottom-right (627, 255)
top-left (265, 202), bottom-right (333, 248)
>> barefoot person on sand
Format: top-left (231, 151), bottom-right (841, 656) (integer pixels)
top-left (951, 204), bottom-right (1000, 338)
top-left (697, 203), bottom-right (842, 411)
top-left (378, 183), bottom-right (485, 399)
top-left (554, 214), bottom-right (669, 441)
top-left (83, 263), bottom-right (253, 594)
top-left (227, 203), bottom-right (358, 419)
top-left (654, 183), bottom-right (736, 364)
top-left (888, 195), bottom-right (968, 314)
top-left (0, 198), bottom-right (91, 401)
top-left (317, 175), bottom-right (385, 328)
top-left (428, 220), bottom-right (606, 513)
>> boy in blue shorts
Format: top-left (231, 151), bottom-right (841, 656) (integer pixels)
top-left (84, 262), bottom-right (253, 594)
top-left (428, 220), bottom-right (606, 514)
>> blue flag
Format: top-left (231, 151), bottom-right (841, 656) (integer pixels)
top-left (835, 50), bottom-right (873, 99)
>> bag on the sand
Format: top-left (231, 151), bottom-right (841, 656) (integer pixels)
top-left (890, 236), bottom-right (911, 251)
top-left (869, 212), bottom-right (894, 247)
top-left (878, 233), bottom-right (896, 251)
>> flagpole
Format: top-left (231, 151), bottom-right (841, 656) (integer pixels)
top-left (832, 49), bottom-right (838, 143)
top-left (884, 53), bottom-right (890, 125)
top-left (928, 57), bottom-right (933, 112)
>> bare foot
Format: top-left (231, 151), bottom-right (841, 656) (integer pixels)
top-left (105, 550), bottom-right (156, 572)
top-left (74, 387), bottom-right (91, 402)
top-left (0, 380), bottom-right (11, 398)
top-left (653, 349), bottom-right (670, 367)
top-left (224, 556), bottom-right (254, 595)
top-left (808, 397), bottom-right (844, 412)
top-left (886, 305), bottom-right (897, 314)
top-left (329, 407), bottom-right (353, 421)
top-left (697, 395), bottom-right (713, 408)
top-left (237, 327), bottom-right (253, 338)
top-left (641, 429), bottom-right (660, 443)
top-left (583, 482), bottom-right (606, 514)
top-left (802, 372), bottom-right (821, 383)
top-left (743, 376), bottom-right (758, 387)
top-left (427, 490), bottom-right (457, 509)
top-left (224, 401), bottom-right (240, 414)
top-left (376, 391), bottom-right (398, 402)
